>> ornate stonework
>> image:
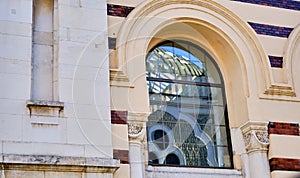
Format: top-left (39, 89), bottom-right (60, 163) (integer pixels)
top-left (128, 123), bottom-right (143, 136)
top-left (255, 131), bottom-right (269, 144)
top-left (243, 132), bottom-right (251, 147)
top-left (241, 121), bottom-right (269, 153)
top-left (127, 112), bottom-right (149, 142)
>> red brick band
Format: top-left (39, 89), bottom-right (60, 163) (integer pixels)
top-left (113, 149), bottom-right (129, 164)
top-left (111, 110), bottom-right (127, 124)
top-left (268, 122), bottom-right (299, 136)
top-left (270, 158), bottom-right (300, 172)
top-left (107, 4), bottom-right (134, 17)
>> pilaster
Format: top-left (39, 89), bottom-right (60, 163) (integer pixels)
top-left (241, 121), bottom-right (270, 178)
top-left (127, 112), bottom-right (149, 178)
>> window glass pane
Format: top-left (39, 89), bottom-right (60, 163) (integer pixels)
top-left (205, 56), bottom-right (222, 84)
top-left (146, 40), bottom-right (232, 168)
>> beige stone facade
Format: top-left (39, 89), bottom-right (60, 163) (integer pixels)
top-left (0, 0), bottom-right (300, 178)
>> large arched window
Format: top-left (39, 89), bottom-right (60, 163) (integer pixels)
top-left (146, 40), bottom-right (233, 168)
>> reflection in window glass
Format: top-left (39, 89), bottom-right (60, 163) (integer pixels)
top-left (146, 40), bottom-right (233, 168)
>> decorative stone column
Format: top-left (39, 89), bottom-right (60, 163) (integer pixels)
top-left (241, 121), bottom-right (270, 178)
top-left (127, 112), bottom-right (149, 178)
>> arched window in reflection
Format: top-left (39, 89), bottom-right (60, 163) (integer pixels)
top-left (146, 40), bottom-right (233, 168)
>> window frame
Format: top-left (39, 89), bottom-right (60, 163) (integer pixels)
top-left (146, 40), bottom-right (234, 169)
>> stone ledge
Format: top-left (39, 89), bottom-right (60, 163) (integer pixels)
top-left (146, 166), bottom-right (242, 176)
top-left (1, 154), bottom-right (120, 173)
top-left (26, 100), bottom-right (64, 119)
top-left (26, 100), bottom-right (64, 109)
top-left (263, 85), bottom-right (296, 97)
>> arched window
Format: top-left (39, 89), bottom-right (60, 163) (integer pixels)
top-left (146, 40), bottom-right (233, 168)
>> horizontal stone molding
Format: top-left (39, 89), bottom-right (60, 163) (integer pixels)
top-left (26, 100), bottom-right (64, 109)
top-left (269, 122), bottom-right (299, 136)
top-left (146, 166), bottom-right (242, 177)
top-left (110, 69), bottom-right (129, 82)
top-left (269, 158), bottom-right (300, 172)
top-left (1, 154), bottom-right (119, 173)
top-left (263, 85), bottom-right (296, 97)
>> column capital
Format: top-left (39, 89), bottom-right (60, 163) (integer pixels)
top-left (127, 112), bottom-right (149, 142)
top-left (240, 121), bottom-right (269, 154)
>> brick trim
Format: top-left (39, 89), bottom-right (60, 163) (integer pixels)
top-left (231, 0), bottom-right (300, 11)
top-left (111, 110), bottom-right (128, 124)
top-left (270, 158), bottom-right (300, 172)
top-left (113, 149), bottom-right (129, 164)
top-left (269, 56), bottom-right (283, 68)
top-left (268, 122), bottom-right (299, 136)
top-left (107, 4), bottom-right (134, 17)
top-left (248, 22), bottom-right (293, 38)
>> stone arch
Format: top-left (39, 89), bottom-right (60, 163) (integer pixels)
top-left (114, 0), bottom-right (271, 128)
top-left (284, 23), bottom-right (300, 99)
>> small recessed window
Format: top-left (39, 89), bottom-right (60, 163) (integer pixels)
top-left (146, 40), bottom-right (233, 168)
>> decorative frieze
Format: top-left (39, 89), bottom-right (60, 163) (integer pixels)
top-left (241, 121), bottom-right (269, 153)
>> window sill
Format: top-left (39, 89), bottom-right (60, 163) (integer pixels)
top-left (26, 100), bottom-right (64, 125)
top-left (146, 165), bottom-right (242, 177)
top-left (26, 100), bottom-right (64, 109)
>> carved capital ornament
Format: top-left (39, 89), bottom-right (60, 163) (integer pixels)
top-left (127, 112), bottom-right (149, 142)
top-left (241, 121), bottom-right (269, 153)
